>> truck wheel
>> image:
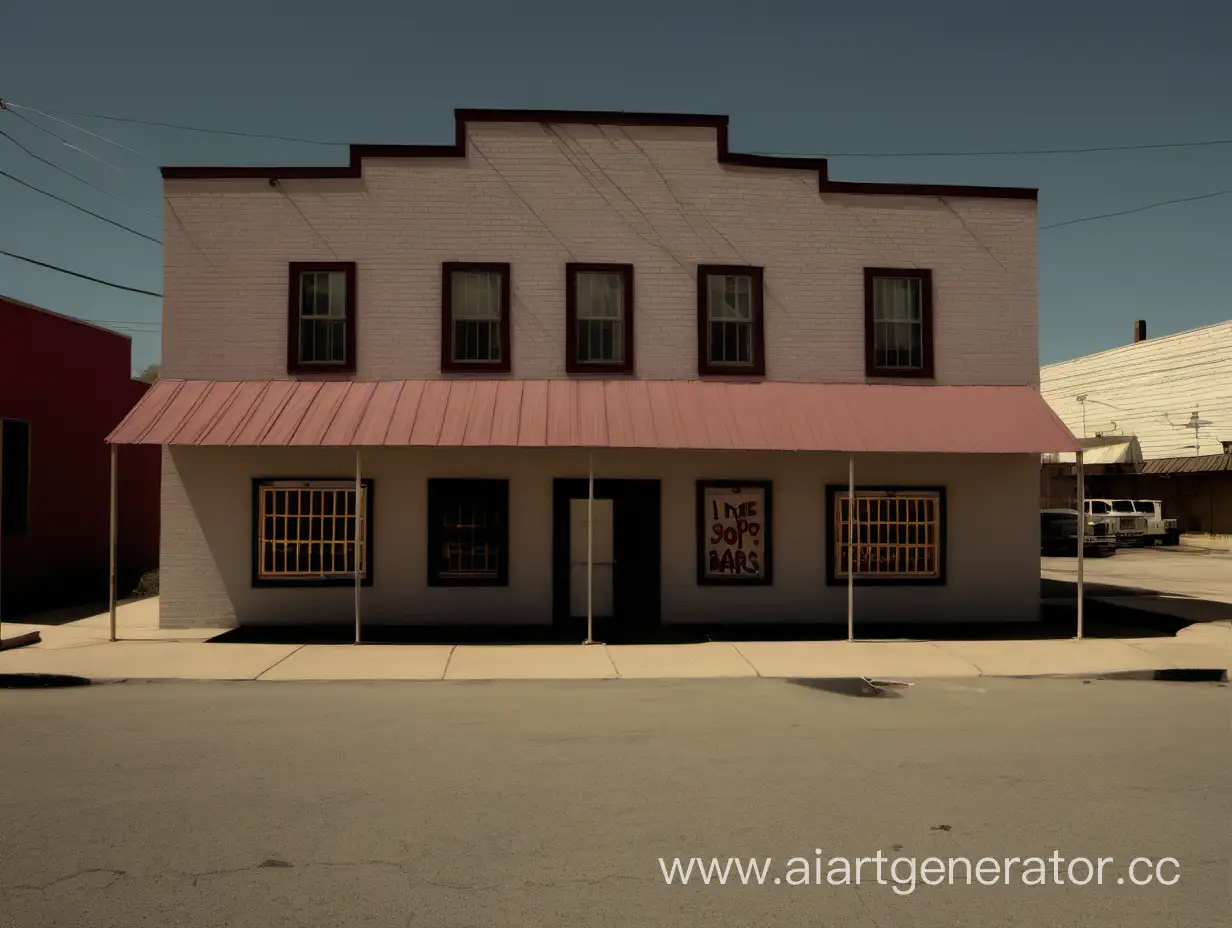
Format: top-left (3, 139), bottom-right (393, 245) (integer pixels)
top-left (1163, 530), bottom-right (1180, 546)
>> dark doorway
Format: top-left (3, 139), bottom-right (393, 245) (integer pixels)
top-left (552, 479), bottom-right (661, 642)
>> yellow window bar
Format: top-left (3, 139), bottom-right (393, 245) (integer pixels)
top-left (257, 483), bottom-right (367, 580)
top-left (836, 492), bottom-right (939, 578)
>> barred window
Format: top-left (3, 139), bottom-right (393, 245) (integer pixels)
top-left (443, 263), bottom-right (511, 372)
top-left (255, 480), bottom-right (372, 584)
top-left (428, 479), bottom-right (509, 586)
top-left (832, 489), bottom-right (944, 581)
top-left (289, 262), bottom-right (356, 373)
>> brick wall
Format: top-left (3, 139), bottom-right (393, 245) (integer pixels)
top-left (162, 122), bottom-right (1038, 386)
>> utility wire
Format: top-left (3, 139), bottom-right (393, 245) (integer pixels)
top-left (0, 248), bottom-right (163, 297)
top-left (0, 167), bottom-right (160, 243)
top-left (1040, 190), bottom-right (1232, 229)
top-left (0, 126), bottom-right (161, 218)
top-left (48, 107), bottom-right (350, 146)
top-left (3, 101), bottom-right (156, 162)
top-left (754, 138), bottom-right (1232, 158)
top-left (3, 105), bottom-right (133, 174)
top-left (15, 100), bottom-right (1232, 157)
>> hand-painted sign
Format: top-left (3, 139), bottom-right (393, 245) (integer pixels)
top-left (702, 484), bottom-right (768, 580)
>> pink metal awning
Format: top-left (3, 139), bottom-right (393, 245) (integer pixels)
top-left (107, 379), bottom-right (1079, 454)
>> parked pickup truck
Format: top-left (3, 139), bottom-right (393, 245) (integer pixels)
top-left (1084, 499), bottom-right (1148, 545)
top-left (1041, 509), bottom-right (1118, 557)
top-left (1133, 500), bottom-right (1180, 546)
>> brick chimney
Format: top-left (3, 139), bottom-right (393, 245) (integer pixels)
top-left (1133, 319), bottom-right (1147, 343)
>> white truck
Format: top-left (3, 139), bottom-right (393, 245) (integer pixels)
top-left (1083, 499), bottom-right (1148, 545)
top-left (1133, 500), bottom-right (1180, 546)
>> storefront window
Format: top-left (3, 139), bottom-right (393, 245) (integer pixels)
top-left (696, 481), bottom-right (773, 584)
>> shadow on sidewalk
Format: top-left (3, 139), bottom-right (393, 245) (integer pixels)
top-left (207, 594), bottom-right (1210, 646)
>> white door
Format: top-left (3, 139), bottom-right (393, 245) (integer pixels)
top-left (570, 498), bottom-right (614, 618)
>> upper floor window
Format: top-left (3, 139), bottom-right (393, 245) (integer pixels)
top-left (697, 265), bottom-right (765, 376)
top-left (566, 263), bottom-right (634, 374)
top-left (288, 262), bottom-right (356, 374)
top-left (864, 268), bottom-right (934, 378)
top-left (442, 262), bottom-right (511, 373)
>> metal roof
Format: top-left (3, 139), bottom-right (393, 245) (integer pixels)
top-left (1141, 453), bottom-right (1232, 474)
top-left (107, 379), bottom-right (1079, 453)
top-left (1053, 437), bottom-right (1142, 466)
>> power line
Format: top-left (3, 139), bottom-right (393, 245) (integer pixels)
top-left (81, 317), bottom-right (160, 327)
top-left (0, 167), bottom-right (160, 242)
top-left (1040, 190), bottom-right (1232, 230)
top-left (754, 138), bottom-right (1232, 158)
top-left (18, 101), bottom-right (1232, 157)
top-left (2, 105), bottom-right (132, 174)
top-left (0, 248), bottom-right (162, 296)
top-left (0, 126), bottom-right (161, 218)
top-left (48, 107), bottom-right (350, 146)
top-left (3, 101), bottom-right (156, 162)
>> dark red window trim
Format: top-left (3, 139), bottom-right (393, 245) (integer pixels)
top-left (287, 261), bottom-right (357, 375)
top-left (565, 263), bottom-right (634, 375)
top-left (863, 267), bottom-right (935, 379)
top-left (441, 262), bottom-right (512, 374)
top-left (696, 264), bottom-right (765, 377)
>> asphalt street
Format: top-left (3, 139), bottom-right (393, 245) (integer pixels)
top-left (2, 677), bottom-right (1228, 927)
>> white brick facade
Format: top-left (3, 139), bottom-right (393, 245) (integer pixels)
top-left (156, 115), bottom-right (1042, 629)
top-left (163, 122), bottom-right (1038, 385)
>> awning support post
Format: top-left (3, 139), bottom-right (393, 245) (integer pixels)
top-left (847, 454), bottom-right (855, 644)
top-left (584, 451), bottom-right (595, 646)
top-left (1076, 449), bottom-right (1085, 641)
top-left (355, 449), bottom-right (362, 646)
top-left (109, 443), bottom-right (118, 642)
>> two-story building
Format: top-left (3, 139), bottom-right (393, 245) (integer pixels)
top-left (109, 109), bottom-right (1077, 637)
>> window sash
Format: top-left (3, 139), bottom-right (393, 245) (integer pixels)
top-left (872, 277), bottom-right (923, 370)
top-left (834, 492), bottom-right (940, 578)
top-left (297, 270), bottom-right (348, 365)
top-left (257, 484), bottom-right (367, 580)
top-left (574, 271), bottom-right (625, 364)
top-left (451, 271), bottom-right (503, 362)
top-left (706, 274), bottom-right (755, 365)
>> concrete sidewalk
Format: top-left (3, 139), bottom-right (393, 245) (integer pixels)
top-left (1, 597), bottom-right (1228, 682)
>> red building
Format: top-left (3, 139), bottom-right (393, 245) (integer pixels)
top-left (0, 295), bottom-right (160, 619)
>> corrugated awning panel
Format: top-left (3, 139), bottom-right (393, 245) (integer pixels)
top-left (108, 379), bottom-right (1081, 454)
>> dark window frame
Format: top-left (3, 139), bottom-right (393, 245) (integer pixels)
top-left (1, 418), bottom-right (31, 537)
top-left (824, 484), bottom-right (947, 587)
top-left (427, 478), bottom-right (510, 587)
top-left (441, 262), bottom-right (512, 374)
top-left (864, 267), bottom-right (935, 379)
top-left (695, 479), bottom-right (774, 586)
top-left (565, 262), bottom-right (635, 374)
top-left (696, 264), bottom-right (766, 377)
top-left (250, 477), bottom-right (375, 588)
top-left (286, 261), bottom-right (358, 375)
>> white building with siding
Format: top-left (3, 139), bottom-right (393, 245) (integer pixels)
top-left (1041, 321), bottom-right (1232, 460)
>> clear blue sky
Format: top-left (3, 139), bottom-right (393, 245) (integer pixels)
top-left (2, 0), bottom-right (1229, 373)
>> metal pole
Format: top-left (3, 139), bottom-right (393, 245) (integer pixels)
top-left (109, 443), bottom-right (118, 642)
top-left (585, 451), bottom-right (595, 645)
top-left (847, 454), bottom-right (855, 643)
top-left (355, 449), bottom-right (362, 645)
top-left (1076, 449), bottom-right (1085, 641)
